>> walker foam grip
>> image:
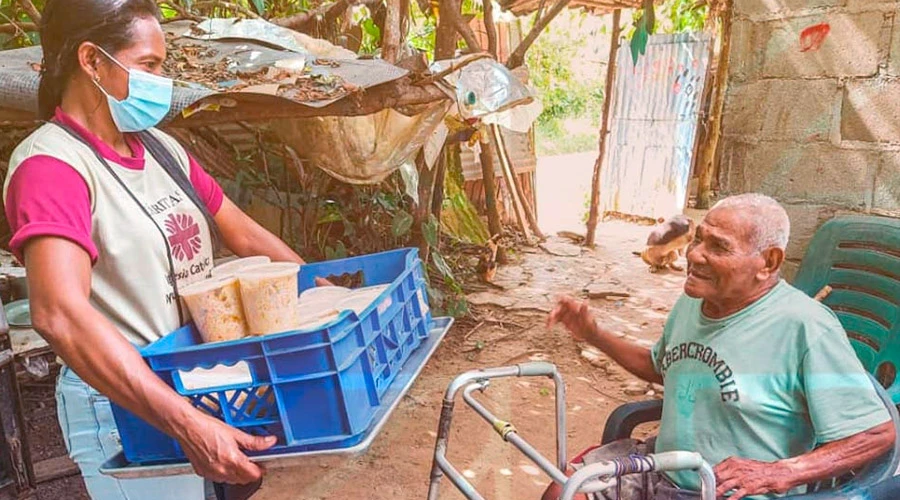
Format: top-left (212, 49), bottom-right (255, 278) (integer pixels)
top-left (517, 362), bottom-right (557, 377)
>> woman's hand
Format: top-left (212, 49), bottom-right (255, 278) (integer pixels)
top-left (548, 296), bottom-right (600, 343)
top-left (177, 414), bottom-right (276, 484)
top-left (25, 237), bottom-right (276, 485)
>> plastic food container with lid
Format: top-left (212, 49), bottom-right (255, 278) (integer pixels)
top-left (335, 285), bottom-right (392, 315)
top-left (179, 276), bottom-right (249, 343)
top-left (298, 286), bottom-right (351, 303)
top-left (210, 256), bottom-right (272, 278)
top-left (237, 262), bottom-right (302, 336)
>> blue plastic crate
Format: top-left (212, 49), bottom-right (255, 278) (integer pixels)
top-left (110, 248), bottom-right (434, 464)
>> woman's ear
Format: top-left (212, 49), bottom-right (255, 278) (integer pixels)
top-left (76, 42), bottom-right (102, 81)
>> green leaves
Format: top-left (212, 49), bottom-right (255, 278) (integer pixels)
top-left (325, 241), bottom-right (347, 260)
top-left (422, 214), bottom-right (439, 248)
top-left (630, 16), bottom-right (650, 66)
top-left (359, 16), bottom-right (382, 54)
top-left (630, 0), bottom-right (657, 66)
top-left (391, 210), bottom-right (414, 238)
top-left (249, 0), bottom-right (266, 15)
top-left (431, 252), bottom-right (454, 281)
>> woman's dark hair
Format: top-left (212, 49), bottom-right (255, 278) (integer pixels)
top-left (38, 0), bottom-right (161, 120)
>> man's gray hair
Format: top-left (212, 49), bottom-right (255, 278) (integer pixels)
top-left (711, 193), bottom-right (791, 253)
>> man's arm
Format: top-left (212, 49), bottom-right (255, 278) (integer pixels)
top-left (548, 297), bottom-right (662, 384)
top-left (714, 421), bottom-right (895, 499)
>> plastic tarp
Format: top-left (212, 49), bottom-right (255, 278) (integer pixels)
top-left (268, 57), bottom-right (543, 186)
top-left (430, 58), bottom-right (542, 133)
top-left (271, 101), bottom-right (452, 185)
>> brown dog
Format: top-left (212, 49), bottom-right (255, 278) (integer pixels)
top-left (637, 214), bottom-right (696, 273)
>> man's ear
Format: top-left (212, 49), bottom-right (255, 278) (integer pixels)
top-left (758, 247), bottom-right (785, 280)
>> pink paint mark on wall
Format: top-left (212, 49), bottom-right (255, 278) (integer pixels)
top-left (800, 23), bottom-right (831, 52)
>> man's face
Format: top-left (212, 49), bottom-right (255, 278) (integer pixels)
top-left (684, 208), bottom-right (768, 305)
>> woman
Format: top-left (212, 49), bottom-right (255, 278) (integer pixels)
top-left (3, 1), bottom-right (321, 498)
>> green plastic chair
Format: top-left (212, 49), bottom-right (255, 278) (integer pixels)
top-left (793, 215), bottom-right (900, 404)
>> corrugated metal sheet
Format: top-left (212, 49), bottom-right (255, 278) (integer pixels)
top-left (600, 32), bottom-right (712, 219)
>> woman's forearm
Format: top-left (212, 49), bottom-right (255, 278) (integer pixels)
top-left (230, 223), bottom-right (304, 263)
top-left (215, 197), bottom-right (305, 263)
top-left (33, 298), bottom-right (199, 441)
top-left (25, 237), bottom-right (201, 443)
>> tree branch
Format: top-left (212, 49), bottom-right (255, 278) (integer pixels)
top-left (193, 1), bottom-right (261, 19)
top-left (415, 0), bottom-right (431, 16)
top-left (157, 1), bottom-right (202, 22)
top-left (505, 0), bottom-right (570, 69)
top-left (382, 0), bottom-right (403, 63)
top-left (0, 21), bottom-right (37, 36)
top-left (483, 0), bottom-right (498, 58)
top-left (16, 0), bottom-right (41, 24)
top-left (435, 0), bottom-right (460, 59)
top-left (271, 0), bottom-right (381, 32)
top-left (447, 10), bottom-right (483, 53)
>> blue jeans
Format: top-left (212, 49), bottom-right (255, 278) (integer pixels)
top-left (55, 366), bottom-right (211, 499)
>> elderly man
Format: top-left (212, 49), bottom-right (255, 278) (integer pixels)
top-left (543, 194), bottom-right (895, 500)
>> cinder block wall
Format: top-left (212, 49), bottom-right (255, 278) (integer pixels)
top-left (719, 0), bottom-right (900, 280)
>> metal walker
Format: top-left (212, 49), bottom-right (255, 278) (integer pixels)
top-left (427, 362), bottom-right (715, 500)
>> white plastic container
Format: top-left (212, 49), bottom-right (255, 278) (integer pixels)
top-left (179, 276), bottom-right (249, 343)
top-left (211, 256), bottom-right (272, 279)
top-left (336, 285), bottom-right (391, 315)
top-left (295, 309), bottom-right (342, 331)
top-left (299, 286), bottom-right (351, 303)
top-left (237, 262), bottom-right (302, 336)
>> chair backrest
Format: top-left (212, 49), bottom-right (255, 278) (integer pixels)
top-left (793, 215), bottom-right (900, 404)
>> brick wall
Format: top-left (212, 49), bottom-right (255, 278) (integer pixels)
top-left (719, 0), bottom-right (900, 280)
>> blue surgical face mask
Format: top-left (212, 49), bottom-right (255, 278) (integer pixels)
top-left (93, 46), bottom-right (173, 132)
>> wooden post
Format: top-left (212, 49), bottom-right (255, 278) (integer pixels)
top-left (382, 0), bottom-right (403, 63)
top-left (697, 0), bottom-right (733, 209)
top-left (584, 9), bottom-right (621, 248)
top-left (490, 126), bottom-right (532, 240)
top-left (483, 0), bottom-right (499, 59)
top-left (478, 133), bottom-right (504, 238)
top-left (431, 148), bottom-right (450, 226)
top-left (415, 153), bottom-right (437, 262)
top-left (0, 323), bottom-right (36, 499)
top-left (435, 0), bottom-right (462, 59)
top-left (413, 0), bottom-right (463, 260)
top-left (491, 124), bottom-right (545, 239)
top-left (505, 0), bottom-right (572, 69)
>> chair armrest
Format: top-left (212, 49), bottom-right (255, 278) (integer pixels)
top-left (601, 399), bottom-right (663, 445)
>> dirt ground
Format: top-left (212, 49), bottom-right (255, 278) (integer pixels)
top-left (19, 220), bottom-right (691, 500)
top-left (256, 220), bottom-right (689, 500)
top-left (20, 367), bottom-right (91, 500)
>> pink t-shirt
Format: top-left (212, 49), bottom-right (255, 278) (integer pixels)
top-left (4, 109), bottom-right (224, 264)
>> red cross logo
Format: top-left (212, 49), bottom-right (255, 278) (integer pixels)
top-left (165, 213), bottom-right (202, 262)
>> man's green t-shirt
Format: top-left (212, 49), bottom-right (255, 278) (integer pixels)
top-left (651, 280), bottom-right (890, 496)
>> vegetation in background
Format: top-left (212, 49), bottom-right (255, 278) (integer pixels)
top-left (224, 143), bottom-right (469, 317)
top-left (529, 0), bottom-right (708, 157)
top-left (526, 10), bottom-right (604, 156)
